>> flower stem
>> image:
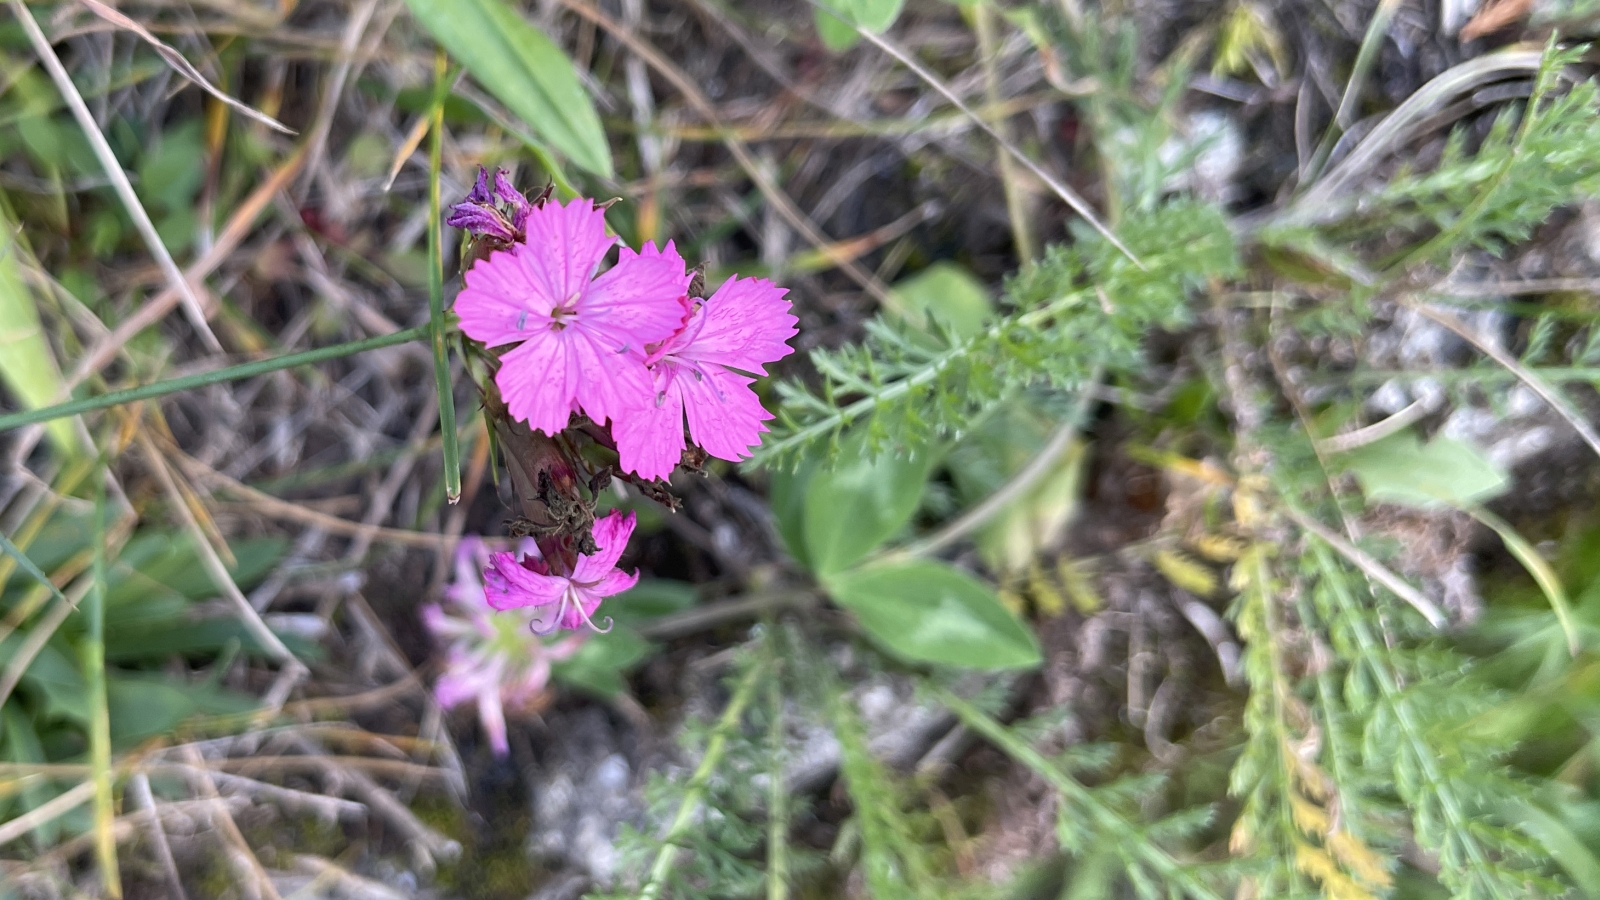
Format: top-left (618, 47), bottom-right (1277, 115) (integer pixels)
top-left (638, 657), bottom-right (768, 900)
top-left (427, 51), bottom-right (462, 503)
top-left (0, 325), bottom-right (428, 433)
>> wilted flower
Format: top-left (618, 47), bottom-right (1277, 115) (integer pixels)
top-left (453, 198), bottom-right (691, 435)
top-left (483, 510), bottom-right (639, 632)
top-left (423, 536), bottom-right (583, 755)
top-left (445, 167), bottom-right (536, 244)
top-left (614, 275), bottom-right (797, 480)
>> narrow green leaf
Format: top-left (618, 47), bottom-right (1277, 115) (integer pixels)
top-left (1470, 503), bottom-right (1579, 657)
top-left (0, 529), bottom-right (72, 613)
top-left (801, 439), bottom-right (929, 577)
top-left (83, 465), bottom-right (120, 894)
top-left (426, 54), bottom-right (461, 503)
top-left (0, 325), bottom-right (428, 433)
top-left (0, 212), bottom-right (80, 456)
top-left (826, 559), bottom-right (1041, 669)
top-left (404, 0), bottom-right (612, 178)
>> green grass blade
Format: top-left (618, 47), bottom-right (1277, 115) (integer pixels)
top-left (0, 528), bottom-right (73, 611)
top-left (403, 0), bottom-right (612, 178)
top-left (1469, 503), bottom-right (1579, 657)
top-left (84, 466), bottom-right (121, 896)
top-left (0, 325), bottom-right (428, 433)
top-left (427, 53), bottom-right (461, 504)
top-left (0, 209), bottom-right (82, 457)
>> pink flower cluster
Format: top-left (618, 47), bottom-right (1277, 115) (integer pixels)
top-left (452, 174), bottom-right (798, 481)
top-left (422, 537), bottom-right (584, 755)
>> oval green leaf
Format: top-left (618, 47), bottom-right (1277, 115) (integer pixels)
top-left (827, 559), bottom-right (1041, 669)
top-left (404, 0), bottom-right (612, 178)
top-left (801, 441), bottom-right (929, 577)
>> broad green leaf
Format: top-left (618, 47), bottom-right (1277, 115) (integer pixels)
top-left (1341, 431), bottom-right (1509, 509)
top-left (552, 628), bottom-right (653, 697)
top-left (608, 579), bottom-right (697, 624)
top-left (105, 674), bottom-right (256, 745)
top-left (801, 440), bottom-right (930, 577)
top-left (6, 638), bottom-right (88, 724)
top-left (814, 0), bottom-right (905, 51)
top-left (890, 262), bottom-right (994, 339)
top-left (0, 211), bottom-right (80, 457)
top-left (826, 559), bottom-right (1041, 669)
top-left (768, 452), bottom-right (816, 569)
top-left (404, 0), bottom-right (612, 177)
top-left (0, 704), bottom-right (60, 846)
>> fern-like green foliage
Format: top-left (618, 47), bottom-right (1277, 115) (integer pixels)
top-left (753, 199), bottom-right (1240, 468)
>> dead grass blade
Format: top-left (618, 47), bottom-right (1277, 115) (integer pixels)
top-left (1283, 504), bottom-right (1448, 628)
top-left (75, 0), bottom-right (294, 134)
top-left (0, 781), bottom-right (96, 848)
top-left (8, 0), bottom-right (220, 351)
top-left (816, 2), bottom-right (1140, 268)
top-left (1411, 300), bottom-right (1600, 462)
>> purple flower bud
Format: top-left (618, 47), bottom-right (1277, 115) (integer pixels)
top-left (447, 166), bottom-right (543, 245)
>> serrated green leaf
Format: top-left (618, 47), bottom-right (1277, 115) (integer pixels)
top-left (404, 0), bottom-right (612, 177)
top-left (826, 559), bottom-right (1041, 669)
top-left (1340, 431), bottom-right (1509, 509)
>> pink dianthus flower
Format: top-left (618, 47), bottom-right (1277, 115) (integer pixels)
top-left (483, 510), bottom-right (640, 633)
top-left (614, 276), bottom-right (797, 480)
top-left (454, 199), bottom-right (691, 435)
top-left (423, 536), bottom-right (583, 756)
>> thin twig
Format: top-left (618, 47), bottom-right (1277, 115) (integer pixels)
top-left (127, 773), bottom-right (189, 900)
top-left (897, 368), bottom-right (1101, 559)
top-left (1282, 504), bottom-right (1447, 628)
top-left (819, 1), bottom-right (1140, 267)
top-left (1410, 300), bottom-right (1600, 462)
top-left (1314, 398), bottom-right (1431, 454)
top-left (9, 0), bottom-right (220, 350)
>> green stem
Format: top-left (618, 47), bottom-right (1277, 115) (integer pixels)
top-left (766, 668), bottom-right (788, 900)
top-left (639, 659), bottom-right (768, 900)
top-left (427, 53), bottom-right (461, 503)
top-left (0, 325), bottom-right (429, 432)
top-left (935, 688), bottom-right (1225, 900)
top-left (85, 466), bottom-right (121, 896)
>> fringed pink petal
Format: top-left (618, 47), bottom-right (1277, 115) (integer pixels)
top-left (680, 365), bottom-right (773, 463)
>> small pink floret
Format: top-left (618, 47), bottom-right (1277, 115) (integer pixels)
top-left (483, 511), bottom-right (641, 633)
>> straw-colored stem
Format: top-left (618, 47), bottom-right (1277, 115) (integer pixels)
top-left (86, 469), bottom-right (122, 896)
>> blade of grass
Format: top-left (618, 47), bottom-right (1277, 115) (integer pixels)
top-left (0, 529), bottom-right (73, 613)
top-left (0, 209), bottom-right (81, 457)
top-left (1301, 0), bottom-right (1402, 184)
top-left (427, 52), bottom-right (461, 503)
top-left (1467, 502), bottom-right (1578, 656)
top-left (8, 0), bottom-right (220, 352)
top-left (0, 325), bottom-right (428, 433)
top-left (84, 466), bottom-right (121, 896)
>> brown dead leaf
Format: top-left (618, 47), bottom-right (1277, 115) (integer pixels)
top-left (1460, 0), bottom-right (1534, 41)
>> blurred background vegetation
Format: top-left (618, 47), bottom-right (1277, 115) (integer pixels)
top-left (6, 0), bottom-right (1600, 898)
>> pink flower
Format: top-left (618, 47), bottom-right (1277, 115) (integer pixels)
top-left (483, 511), bottom-right (640, 632)
top-left (614, 276), bottom-right (797, 480)
top-left (454, 199), bottom-right (691, 435)
top-left (423, 537), bottom-right (583, 755)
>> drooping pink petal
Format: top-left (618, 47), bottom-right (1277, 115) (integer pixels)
top-left (571, 511), bottom-right (637, 583)
top-left (680, 366), bottom-right (773, 463)
top-left (477, 687), bottom-right (511, 756)
top-left (613, 369), bottom-right (688, 481)
top-left (519, 198), bottom-right (615, 309)
top-left (678, 276), bottom-right (797, 375)
top-left (483, 551), bottom-right (568, 611)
